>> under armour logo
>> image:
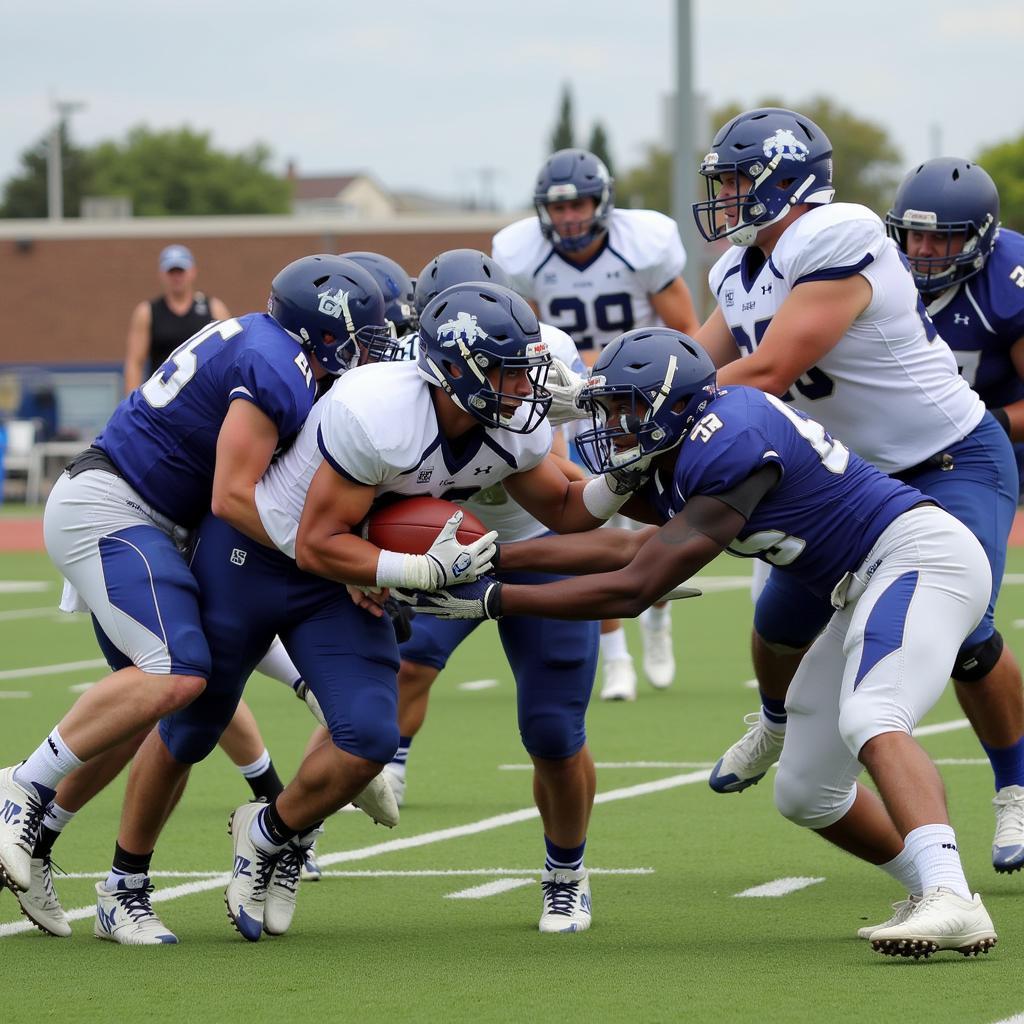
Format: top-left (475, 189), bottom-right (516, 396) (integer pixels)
top-left (762, 284), bottom-right (773, 295)
top-left (474, 465), bottom-right (493, 476)
top-left (953, 313), bottom-right (970, 325)
top-left (230, 548), bottom-right (247, 566)
top-left (0, 799), bottom-right (21, 824)
top-left (232, 855), bottom-right (252, 878)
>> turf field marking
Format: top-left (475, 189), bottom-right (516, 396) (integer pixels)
top-left (933, 758), bottom-right (989, 766)
top-left (0, 769), bottom-right (707, 939)
top-left (52, 867), bottom-right (656, 880)
top-left (0, 657), bottom-right (107, 681)
top-left (499, 761), bottom-right (713, 770)
top-left (0, 690), bottom-right (31, 698)
top-left (990, 1015), bottom-right (1024, 1024)
top-left (913, 718), bottom-right (969, 737)
top-left (0, 606), bottom-right (66, 623)
top-left (458, 678), bottom-right (500, 691)
top-left (734, 877), bottom-right (825, 898)
top-left (0, 581), bottom-right (50, 593)
top-left (69, 682), bottom-right (96, 692)
top-left (445, 878), bottom-right (535, 899)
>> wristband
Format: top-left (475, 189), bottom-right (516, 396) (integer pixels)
top-left (375, 549), bottom-right (433, 590)
top-left (582, 474), bottom-right (632, 521)
top-left (990, 407), bottom-right (1011, 435)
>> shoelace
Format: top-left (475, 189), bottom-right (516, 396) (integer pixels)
top-left (252, 850), bottom-right (279, 899)
top-left (738, 713), bottom-right (784, 755)
top-left (271, 847), bottom-right (302, 896)
top-left (993, 791), bottom-right (1024, 846)
top-left (39, 855), bottom-right (63, 904)
top-left (114, 883), bottom-right (158, 923)
top-left (541, 878), bottom-right (580, 917)
top-left (18, 792), bottom-right (47, 850)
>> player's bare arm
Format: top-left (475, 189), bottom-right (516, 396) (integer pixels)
top-left (650, 276), bottom-right (701, 335)
top-left (503, 453), bottom-right (621, 534)
top-left (123, 301), bottom-right (152, 394)
top-left (716, 275), bottom-right (872, 394)
top-left (695, 305), bottom-right (743, 369)
top-left (499, 523), bottom-right (656, 575)
top-left (210, 297), bottom-right (232, 321)
top-left (211, 400), bottom-right (287, 547)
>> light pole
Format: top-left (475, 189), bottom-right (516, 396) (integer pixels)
top-left (47, 99), bottom-right (86, 221)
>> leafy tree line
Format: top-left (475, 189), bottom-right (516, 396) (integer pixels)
top-left (0, 125), bottom-right (290, 217)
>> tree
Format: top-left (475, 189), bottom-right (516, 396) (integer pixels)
top-left (86, 126), bottom-right (291, 215)
top-left (0, 122), bottom-right (91, 218)
top-left (550, 84), bottom-right (576, 153)
top-left (588, 121), bottom-right (614, 176)
top-left (618, 96), bottom-right (903, 216)
top-left (976, 136), bottom-right (1024, 233)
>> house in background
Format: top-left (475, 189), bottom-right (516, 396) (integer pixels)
top-left (287, 163), bottom-right (398, 219)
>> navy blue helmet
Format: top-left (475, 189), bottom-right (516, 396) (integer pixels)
top-left (414, 249), bottom-right (510, 315)
top-left (340, 250), bottom-right (419, 337)
top-left (885, 158), bottom-right (1001, 291)
top-left (533, 148), bottom-right (614, 253)
top-left (417, 282), bottom-right (552, 434)
top-left (693, 108), bottom-right (834, 247)
top-left (268, 255), bottom-right (394, 375)
top-left (575, 328), bottom-right (718, 476)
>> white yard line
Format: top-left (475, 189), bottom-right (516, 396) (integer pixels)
top-left (990, 1016), bottom-right (1024, 1024)
top-left (0, 658), bottom-right (107, 681)
top-left (444, 878), bottom-right (535, 900)
top-left (0, 691), bottom-right (31, 699)
top-left (51, 867), bottom-right (656, 881)
top-left (500, 761), bottom-right (713, 770)
top-left (734, 877), bottom-right (825, 898)
top-left (914, 718), bottom-right (970, 737)
top-left (457, 679), bottom-right (500, 691)
top-left (0, 582), bottom-right (50, 594)
top-left (0, 606), bottom-right (65, 622)
top-left (0, 770), bottom-right (707, 939)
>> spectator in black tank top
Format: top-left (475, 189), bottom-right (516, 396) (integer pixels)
top-left (123, 244), bottom-right (231, 393)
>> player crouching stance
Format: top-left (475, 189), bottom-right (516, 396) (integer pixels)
top-left (402, 328), bottom-right (998, 958)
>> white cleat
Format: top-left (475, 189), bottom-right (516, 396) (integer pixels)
top-left (708, 713), bottom-right (786, 793)
top-left (263, 843), bottom-right (302, 936)
top-left (639, 609), bottom-right (675, 689)
top-left (381, 763), bottom-right (406, 808)
top-left (600, 657), bottom-right (637, 702)
top-left (856, 895), bottom-right (920, 939)
top-left (0, 765), bottom-right (47, 892)
top-left (539, 868), bottom-right (592, 933)
top-left (870, 888), bottom-right (997, 959)
top-left (224, 802), bottom-right (280, 943)
top-left (16, 856), bottom-right (71, 937)
top-left (992, 784), bottom-right (1024, 873)
top-left (352, 773), bottom-right (400, 828)
top-left (94, 876), bottom-right (178, 945)
top-left (300, 840), bottom-right (322, 882)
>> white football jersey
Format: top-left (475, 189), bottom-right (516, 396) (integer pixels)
top-left (493, 208), bottom-right (686, 359)
top-left (256, 360), bottom-right (553, 557)
top-left (709, 203), bottom-right (984, 474)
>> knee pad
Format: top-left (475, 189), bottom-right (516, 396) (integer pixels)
top-left (519, 708), bottom-right (585, 761)
top-left (952, 630), bottom-right (1003, 683)
top-left (773, 765), bottom-right (855, 830)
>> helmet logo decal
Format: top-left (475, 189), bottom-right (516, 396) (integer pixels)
top-left (762, 129), bottom-right (808, 162)
top-left (317, 287), bottom-right (357, 336)
top-left (438, 311), bottom-right (488, 349)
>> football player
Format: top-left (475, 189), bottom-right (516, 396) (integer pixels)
top-left (0, 255), bottom-right (392, 942)
top-left (493, 149), bottom-right (701, 701)
top-left (685, 109), bottom-right (1024, 876)
top-left (403, 329), bottom-right (998, 959)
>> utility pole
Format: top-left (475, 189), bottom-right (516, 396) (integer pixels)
top-left (47, 98), bottom-right (86, 221)
top-left (671, 1), bottom-right (702, 307)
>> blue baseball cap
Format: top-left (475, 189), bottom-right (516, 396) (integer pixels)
top-left (159, 245), bottom-right (194, 272)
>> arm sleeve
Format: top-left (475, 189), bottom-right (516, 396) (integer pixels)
top-left (315, 395), bottom-right (386, 485)
top-left (786, 215), bottom-right (887, 288)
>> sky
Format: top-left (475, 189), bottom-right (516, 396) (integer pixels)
top-left (0, 0), bottom-right (1020, 212)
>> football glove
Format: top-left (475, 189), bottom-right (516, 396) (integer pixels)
top-left (544, 358), bottom-right (592, 426)
top-left (393, 576), bottom-right (503, 620)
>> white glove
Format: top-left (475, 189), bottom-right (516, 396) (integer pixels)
top-left (376, 510), bottom-right (498, 591)
top-left (544, 358), bottom-right (592, 425)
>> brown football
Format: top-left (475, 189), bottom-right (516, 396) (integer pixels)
top-left (365, 497), bottom-right (488, 554)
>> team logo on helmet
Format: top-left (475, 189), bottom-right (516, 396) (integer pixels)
top-left (438, 311), bottom-right (489, 349)
top-left (762, 129), bottom-right (808, 162)
top-left (317, 287), bottom-right (356, 335)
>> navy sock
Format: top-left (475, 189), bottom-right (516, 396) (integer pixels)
top-left (247, 763), bottom-right (284, 802)
top-left (32, 825), bottom-right (61, 860)
top-left (111, 842), bottom-right (153, 879)
top-left (760, 692), bottom-right (788, 727)
top-left (261, 800), bottom-right (300, 847)
top-left (544, 836), bottom-right (586, 872)
top-left (982, 736), bottom-right (1024, 790)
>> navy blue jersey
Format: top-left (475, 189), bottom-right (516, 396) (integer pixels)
top-left (928, 228), bottom-right (1024, 408)
top-left (96, 314), bottom-right (315, 528)
top-left (642, 387), bottom-right (923, 598)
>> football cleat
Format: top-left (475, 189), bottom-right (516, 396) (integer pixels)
top-left (224, 802), bottom-right (280, 942)
top-left (600, 657), bottom-right (637, 702)
top-left (992, 784), bottom-right (1024, 873)
top-left (381, 762), bottom-right (406, 808)
top-left (539, 868), bottom-right (592, 933)
top-left (263, 843), bottom-right (302, 936)
top-left (639, 609), bottom-right (675, 689)
top-left (870, 888), bottom-right (997, 958)
top-left (16, 856), bottom-right (71, 937)
top-left (0, 765), bottom-right (48, 892)
top-left (709, 713), bottom-right (786, 793)
top-left (300, 841), bottom-right (322, 882)
top-left (856, 895), bottom-right (920, 939)
top-left (94, 876), bottom-right (178, 945)
top-left (352, 772), bottom-right (400, 827)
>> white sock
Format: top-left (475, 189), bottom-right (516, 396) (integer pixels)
top-left (902, 824), bottom-right (971, 900)
top-left (238, 749), bottom-right (272, 779)
top-left (42, 801), bottom-right (77, 834)
top-left (641, 604), bottom-right (669, 629)
top-left (249, 807), bottom-right (289, 855)
top-left (599, 627), bottom-right (629, 662)
top-left (879, 844), bottom-right (921, 896)
top-left (759, 710), bottom-right (788, 736)
top-left (14, 728), bottom-right (83, 794)
top-left (255, 637), bottom-right (302, 690)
